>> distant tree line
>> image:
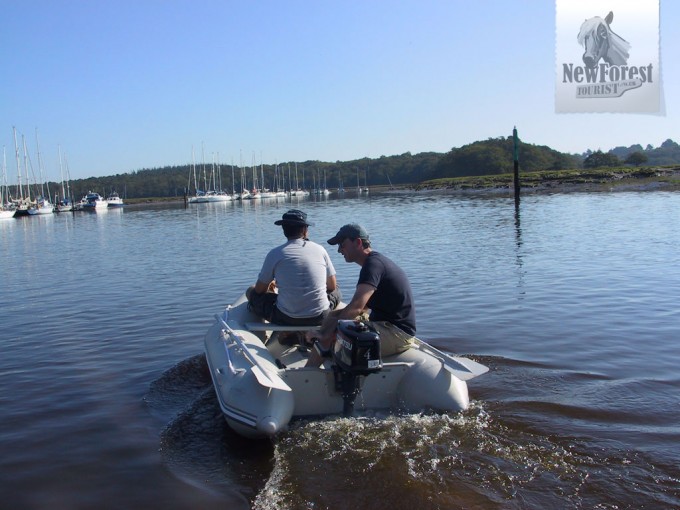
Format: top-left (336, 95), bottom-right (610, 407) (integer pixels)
top-left (61, 154), bottom-right (443, 200)
top-left (583, 138), bottom-right (680, 168)
top-left (40, 137), bottom-right (679, 200)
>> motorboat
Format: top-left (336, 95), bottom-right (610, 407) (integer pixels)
top-left (80, 192), bottom-right (108, 211)
top-left (204, 293), bottom-right (489, 439)
top-left (106, 192), bottom-right (124, 207)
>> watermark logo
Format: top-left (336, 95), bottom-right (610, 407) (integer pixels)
top-left (556, 0), bottom-right (660, 113)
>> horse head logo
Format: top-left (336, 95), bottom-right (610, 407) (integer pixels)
top-left (577, 11), bottom-right (630, 68)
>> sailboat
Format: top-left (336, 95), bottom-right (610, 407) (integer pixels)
top-left (188, 146), bottom-right (209, 203)
top-left (337, 172), bottom-right (345, 194)
top-left (28, 195), bottom-right (54, 215)
top-left (230, 161), bottom-right (237, 200)
top-left (235, 155), bottom-right (251, 200)
top-left (290, 163), bottom-right (309, 196)
top-left (386, 170), bottom-right (395, 190)
top-left (1, 147), bottom-right (16, 219)
top-left (321, 168), bottom-right (330, 196)
top-left (29, 130), bottom-right (54, 215)
top-left (274, 164), bottom-right (286, 197)
top-left (11, 129), bottom-right (34, 216)
top-left (215, 155), bottom-right (233, 201)
top-left (246, 154), bottom-right (261, 199)
top-left (203, 153), bottom-right (232, 202)
top-left (206, 160), bottom-right (233, 202)
top-left (237, 164), bottom-right (251, 200)
top-left (54, 147), bottom-right (74, 212)
top-left (259, 162), bottom-right (275, 199)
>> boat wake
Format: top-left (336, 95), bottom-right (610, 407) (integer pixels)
top-left (146, 354), bottom-right (680, 509)
top-left (145, 354), bottom-right (274, 507)
top-left (145, 354), bottom-right (213, 421)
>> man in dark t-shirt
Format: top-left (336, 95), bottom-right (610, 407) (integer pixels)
top-left (306, 223), bottom-right (416, 367)
top-left (358, 250), bottom-right (416, 335)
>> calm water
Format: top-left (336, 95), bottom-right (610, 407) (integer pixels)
top-left (1, 191), bottom-right (679, 509)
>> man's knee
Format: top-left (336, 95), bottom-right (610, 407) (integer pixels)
top-left (246, 285), bottom-right (256, 302)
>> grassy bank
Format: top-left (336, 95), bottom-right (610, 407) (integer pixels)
top-left (416, 165), bottom-right (680, 193)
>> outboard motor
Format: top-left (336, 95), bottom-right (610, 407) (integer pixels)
top-left (333, 320), bottom-right (382, 416)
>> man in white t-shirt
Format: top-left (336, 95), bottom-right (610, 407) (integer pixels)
top-left (247, 209), bottom-right (341, 326)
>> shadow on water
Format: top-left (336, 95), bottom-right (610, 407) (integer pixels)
top-left (146, 353), bottom-right (680, 510)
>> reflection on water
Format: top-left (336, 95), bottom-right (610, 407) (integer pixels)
top-left (2, 192), bottom-right (680, 509)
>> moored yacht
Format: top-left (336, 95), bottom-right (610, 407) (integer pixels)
top-left (80, 192), bottom-right (108, 211)
top-left (106, 191), bottom-right (124, 207)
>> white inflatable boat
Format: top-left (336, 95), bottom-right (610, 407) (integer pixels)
top-left (204, 293), bottom-right (489, 438)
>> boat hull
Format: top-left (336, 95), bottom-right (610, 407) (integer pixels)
top-left (204, 319), bottom-right (295, 437)
top-left (204, 294), bottom-right (487, 438)
top-left (28, 206), bottom-right (54, 215)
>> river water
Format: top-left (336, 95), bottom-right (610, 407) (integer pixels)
top-left (1, 191), bottom-right (679, 509)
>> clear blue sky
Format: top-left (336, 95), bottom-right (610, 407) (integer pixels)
top-left (2, 0), bottom-right (678, 181)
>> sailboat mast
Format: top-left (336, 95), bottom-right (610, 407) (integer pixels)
top-left (217, 152), bottom-right (222, 192)
top-left (201, 143), bottom-right (207, 192)
top-left (22, 135), bottom-right (32, 202)
top-left (35, 128), bottom-right (48, 200)
top-left (251, 153), bottom-right (257, 191)
top-left (64, 153), bottom-right (73, 202)
top-left (210, 153), bottom-right (216, 192)
top-left (231, 159), bottom-right (235, 195)
top-left (242, 163), bottom-right (246, 192)
top-left (13, 127), bottom-right (23, 200)
top-left (58, 145), bottom-right (66, 200)
top-left (1, 146), bottom-right (6, 205)
top-left (192, 146), bottom-right (198, 193)
top-left (260, 160), bottom-right (265, 191)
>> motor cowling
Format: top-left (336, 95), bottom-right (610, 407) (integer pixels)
top-left (334, 320), bottom-right (383, 374)
top-left (333, 320), bottom-right (382, 417)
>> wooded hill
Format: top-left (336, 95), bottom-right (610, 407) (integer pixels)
top-left (60, 137), bottom-right (680, 200)
top-left (605, 138), bottom-right (680, 166)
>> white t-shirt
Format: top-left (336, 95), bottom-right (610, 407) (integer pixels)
top-left (258, 238), bottom-right (336, 318)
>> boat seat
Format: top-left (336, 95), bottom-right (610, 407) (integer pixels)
top-left (245, 322), bottom-right (319, 332)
